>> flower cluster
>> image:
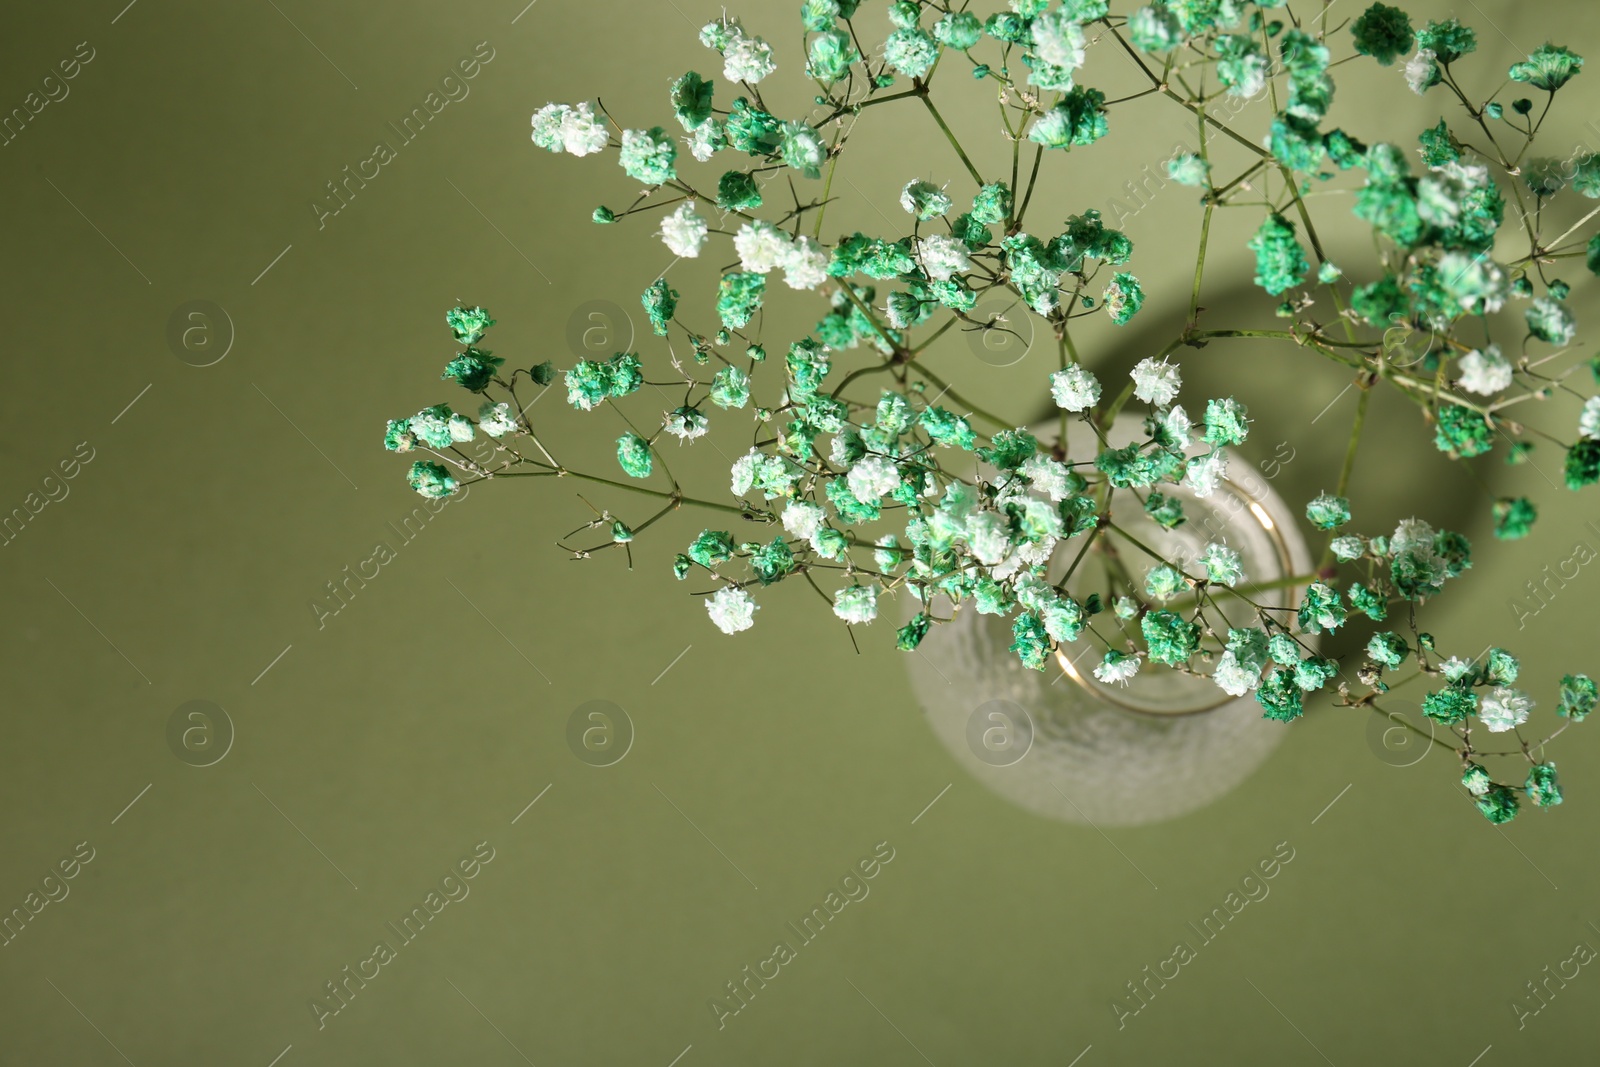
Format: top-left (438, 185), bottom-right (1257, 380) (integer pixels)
top-left (391, 2), bottom-right (1598, 825)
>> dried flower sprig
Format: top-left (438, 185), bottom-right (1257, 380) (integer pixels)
top-left (386, 1), bottom-right (1600, 823)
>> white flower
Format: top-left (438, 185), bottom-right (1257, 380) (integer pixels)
top-left (899, 179), bottom-right (952, 219)
top-left (782, 501), bottom-right (826, 541)
top-left (1185, 449), bottom-right (1228, 498)
top-left (730, 450), bottom-right (761, 495)
top-left (1457, 345), bottom-right (1512, 395)
top-left (848, 455), bottom-right (902, 502)
top-left (1439, 251), bottom-right (1508, 315)
top-left (916, 234), bottom-right (970, 282)
top-left (447, 414), bottom-right (474, 443)
top-left (1030, 11), bottom-right (1086, 71)
top-left (832, 585), bottom-right (878, 625)
top-left (1050, 364), bottom-right (1101, 412)
top-left (663, 407), bottom-right (709, 440)
top-left (1404, 47), bottom-right (1438, 95)
top-left (734, 220), bottom-right (792, 273)
top-left (780, 236), bottom-right (829, 290)
top-left (477, 401), bottom-right (519, 437)
top-left (965, 511), bottom-right (1011, 565)
top-left (1199, 542), bottom-right (1244, 586)
top-left (686, 119), bottom-right (723, 162)
top-left (1212, 651), bottom-right (1259, 696)
top-left (706, 586), bottom-right (758, 634)
top-left (553, 101), bottom-right (614, 156)
top-left (1579, 396), bottom-right (1600, 440)
top-left (723, 31), bottom-right (775, 84)
top-left (530, 103), bottom-right (570, 149)
top-left (1390, 517), bottom-right (1435, 555)
top-left (660, 203), bottom-right (709, 258)
top-left (1018, 454), bottom-right (1071, 501)
top-left (1479, 686), bottom-right (1533, 732)
top-left (1094, 650), bottom-right (1142, 686)
top-left (1159, 403), bottom-right (1192, 445)
top-left (1440, 655), bottom-right (1476, 683)
top-left (1131, 357), bottom-right (1182, 407)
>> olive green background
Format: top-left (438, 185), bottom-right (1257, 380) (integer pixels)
top-left (2, 0), bottom-right (1599, 1063)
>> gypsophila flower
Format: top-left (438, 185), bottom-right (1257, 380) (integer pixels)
top-left (1306, 493), bottom-right (1351, 530)
top-left (1102, 272), bottom-right (1144, 325)
top-left (1184, 450), bottom-right (1228, 497)
top-left (1203, 397), bottom-right (1250, 446)
top-left (1167, 152), bottom-right (1210, 186)
top-left (1457, 345), bottom-right (1512, 395)
top-left (1462, 763), bottom-right (1492, 796)
top-left (1051, 364), bottom-right (1101, 411)
top-left (1352, 3), bottom-right (1415, 65)
top-left (616, 433), bottom-right (652, 478)
top-left (780, 237), bottom-right (829, 290)
top-left (409, 405), bottom-right (457, 448)
top-left (1526, 297), bottom-right (1576, 344)
top-left (1440, 656), bottom-right (1475, 682)
top-left (1330, 536), bottom-right (1366, 561)
top-left (1367, 631), bottom-right (1410, 668)
top-left (1439, 251), bottom-right (1509, 315)
top-left (779, 121), bottom-right (826, 178)
top-left (1509, 44), bottom-right (1584, 91)
top-left (1527, 763), bottom-right (1563, 807)
top-left (1559, 673), bottom-right (1598, 719)
top-left (664, 405), bottom-right (709, 441)
top-left (619, 127), bottom-right (677, 185)
top-left (900, 179), bottom-right (952, 219)
top-left (1404, 48), bottom-right (1440, 94)
top-left (407, 461), bottom-right (457, 499)
top-left (1200, 542), bottom-right (1244, 586)
top-left (1094, 649), bottom-right (1143, 686)
top-left (445, 305), bottom-right (495, 345)
top-left (734, 221), bottom-right (792, 274)
top-left (782, 500), bottom-right (825, 541)
top-left (478, 401), bottom-right (518, 437)
top-left (1131, 357), bottom-right (1182, 407)
top-left (916, 234), bottom-right (970, 281)
top-left (847, 454), bottom-right (902, 503)
top-left (706, 586), bottom-right (758, 633)
top-left (1577, 396), bottom-right (1600, 440)
top-left (1478, 686), bottom-right (1533, 732)
top-left (660, 202), bottom-right (708, 258)
top-left (718, 24), bottom-right (776, 84)
top-left (833, 584), bottom-right (878, 624)
top-left (885, 26), bottom-right (939, 78)
top-left (531, 101), bottom-right (610, 156)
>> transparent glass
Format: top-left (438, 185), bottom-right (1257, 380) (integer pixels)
top-left (905, 415), bottom-right (1313, 826)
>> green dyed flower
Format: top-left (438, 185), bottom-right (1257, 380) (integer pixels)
top-left (1009, 611), bottom-right (1051, 669)
top-left (1257, 667), bottom-right (1305, 721)
top-left (1526, 763), bottom-right (1562, 807)
top-left (921, 406), bottom-right (977, 450)
top-left (1416, 18), bottom-right (1476, 64)
top-left (1200, 542), bottom-right (1244, 586)
top-left (445, 305), bottom-right (495, 345)
top-left (1029, 87), bottom-right (1108, 149)
top-left (1215, 35), bottom-right (1268, 97)
top-left (670, 71), bottom-right (714, 130)
top-left (934, 11), bottom-right (983, 50)
top-left (1348, 583), bottom-right (1388, 622)
top-left (1558, 674), bottom-right (1597, 719)
top-left (808, 29), bottom-right (860, 82)
top-left (885, 27), bottom-right (939, 78)
top-left (1351, 3), bottom-right (1415, 65)
top-left (750, 538), bottom-right (796, 585)
top-left (1475, 783), bottom-right (1519, 824)
top-left (1294, 656), bottom-right (1338, 693)
top-left (619, 127), bottom-right (677, 185)
top-left (1248, 213), bottom-right (1309, 296)
top-left (897, 612), bottom-right (932, 651)
top-left (616, 433), bottom-right (653, 478)
top-left (1492, 496), bottom-right (1537, 540)
top-left (1305, 492), bottom-right (1351, 530)
top-left (1203, 397), bottom-right (1250, 445)
top-left (1421, 685), bottom-right (1475, 725)
top-left (1418, 120), bottom-right (1458, 167)
top-left (1509, 44), bottom-right (1584, 91)
top-left (1367, 631), bottom-right (1409, 668)
top-left (1142, 610), bottom-right (1201, 667)
top-left (1433, 403), bottom-right (1494, 459)
top-left (1102, 272), bottom-right (1144, 325)
top-left (710, 365), bottom-right (750, 409)
top-left (1167, 153), bottom-right (1210, 186)
top-left (642, 278), bottom-right (678, 337)
top-left (780, 121), bottom-right (826, 178)
top-left (900, 179), bottom-right (952, 220)
top-left (442, 347), bottom-right (504, 393)
top-left (717, 271), bottom-right (766, 329)
top-left (407, 460), bottom-right (457, 499)
top-left (564, 352), bottom-right (642, 411)
top-left (1526, 297), bottom-right (1576, 345)
top-left (1566, 439), bottom-right (1600, 489)
top-left (717, 171), bottom-right (763, 212)
top-left (383, 418), bottom-right (417, 453)
top-left (970, 182), bottom-right (1012, 226)
top-left (1128, 3), bottom-right (1183, 53)
top-left (1462, 762), bottom-right (1492, 796)
top-left (687, 529), bottom-right (736, 568)
top-left (1144, 564), bottom-right (1187, 602)
top-left (1298, 582), bottom-right (1348, 634)
top-left (1144, 490), bottom-right (1186, 530)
